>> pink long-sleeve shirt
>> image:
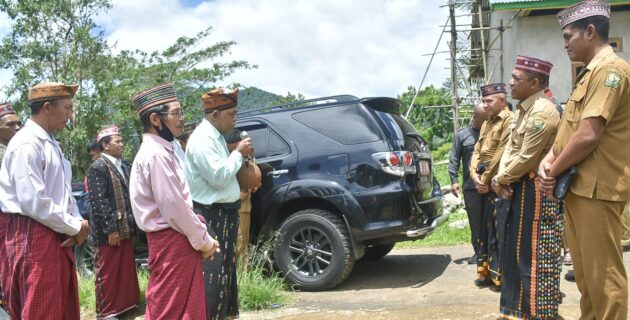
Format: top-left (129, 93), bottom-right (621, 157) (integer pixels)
top-left (129, 133), bottom-right (213, 251)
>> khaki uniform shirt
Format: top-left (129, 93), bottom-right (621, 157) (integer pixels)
top-left (496, 91), bottom-right (560, 185)
top-left (553, 46), bottom-right (630, 201)
top-left (470, 107), bottom-right (513, 185)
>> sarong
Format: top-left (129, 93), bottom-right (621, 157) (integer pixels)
top-left (4, 214), bottom-right (80, 320)
top-left (477, 191), bottom-right (504, 285)
top-left (94, 239), bottom-right (140, 318)
top-left (500, 175), bottom-right (563, 319)
top-left (0, 212), bottom-right (8, 309)
top-left (194, 201), bottom-right (240, 320)
top-left (145, 227), bottom-right (207, 320)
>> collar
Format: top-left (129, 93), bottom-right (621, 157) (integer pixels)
top-left (491, 107), bottom-right (511, 121)
top-left (585, 46), bottom-right (615, 73)
top-left (24, 119), bottom-right (55, 144)
top-left (101, 152), bottom-right (120, 166)
top-left (201, 118), bottom-right (222, 139)
top-left (143, 133), bottom-right (173, 152)
top-left (518, 90), bottom-right (546, 112)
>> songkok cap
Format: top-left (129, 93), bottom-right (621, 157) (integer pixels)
top-left (28, 82), bottom-right (79, 103)
top-left (201, 88), bottom-right (239, 111)
top-left (132, 83), bottom-right (178, 114)
top-left (557, 0), bottom-right (610, 29)
top-left (177, 121), bottom-right (198, 138)
top-left (515, 55), bottom-right (553, 77)
top-left (96, 125), bottom-right (120, 143)
top-left (0, 102), bottom-right (16, 118)
top-left (480, 83), bottom-right (507, 97)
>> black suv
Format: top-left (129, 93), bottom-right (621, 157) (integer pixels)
top-left (237, 95), bottom-right (447, 291)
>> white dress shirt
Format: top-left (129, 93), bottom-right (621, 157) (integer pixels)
top-left (101, 152), bottom-right (125, 181)
top-left (0, 120), bottom-right (82, 236)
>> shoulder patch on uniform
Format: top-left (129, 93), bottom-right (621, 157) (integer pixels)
top-left (529, 115), bottom-right (547, 132)
top-left (604, 71), bottom-right (621, 88)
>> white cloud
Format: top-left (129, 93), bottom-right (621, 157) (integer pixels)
top-left (0, 0), bottom-right (451, 100)
top-left (97, 0), bottom-right (451, 98)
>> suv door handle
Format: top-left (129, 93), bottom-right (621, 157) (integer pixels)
top-left (268, 169), bottom-right (289, 177)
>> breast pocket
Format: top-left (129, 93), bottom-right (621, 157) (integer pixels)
top-left (564, 86), bottom-right (585, 128)
top-left (486, 131), bottom-right (502, 149)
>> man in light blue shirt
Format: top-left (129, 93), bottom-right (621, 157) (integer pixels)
top-left (185, 87), bottom-right (252, 320)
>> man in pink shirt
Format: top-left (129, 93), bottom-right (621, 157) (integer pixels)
top-left (129, 83), bottom-right (220, 320)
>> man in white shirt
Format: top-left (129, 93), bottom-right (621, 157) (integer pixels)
top-left (0, 82), bottom-right (89, 320)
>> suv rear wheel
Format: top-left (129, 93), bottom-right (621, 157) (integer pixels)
top-left (274, 209), bottom-right (355, 291)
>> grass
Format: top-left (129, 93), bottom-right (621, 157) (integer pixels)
top-left (395, 207), bottom-right (471, 249)
top-left (78, 244), bottom-right (289, 315)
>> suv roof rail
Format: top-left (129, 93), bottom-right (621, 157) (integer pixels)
top-left (238, 94), bottom-right (359, 116)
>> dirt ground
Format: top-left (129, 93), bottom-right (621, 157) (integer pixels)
top-left (241, 245), bottom-right (630, 320)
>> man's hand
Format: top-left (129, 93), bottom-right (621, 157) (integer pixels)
top-left (451, 183), bottom-right (460, 197)
top-left (472, 174), bottom-right (489, 194)
top-left (201, 239), bottom-right (221, 260)
top-left (236, 137), bottom-right (253, 157)
top-left (497, 185), bottom-right (513, 200)
top-left (539, 162), bottom-right (556, 193)
top-left (108, 231), bottom-right (121, 247)
top-left (73, 220), bottom-right (90, 246)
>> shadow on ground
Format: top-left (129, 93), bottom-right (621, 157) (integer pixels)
top-left (331, 253), bottom-right (452, 291)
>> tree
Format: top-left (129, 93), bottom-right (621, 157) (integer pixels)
top-left (0, 0), bottom-right (253, 177)
top-left (398, 85), bottom-right (454, 151)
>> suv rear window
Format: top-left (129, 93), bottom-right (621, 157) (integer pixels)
top-left (292, 104), bottom-right (381, 145)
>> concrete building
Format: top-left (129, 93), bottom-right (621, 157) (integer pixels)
top-left (479, 0), bottom-right (630, 103)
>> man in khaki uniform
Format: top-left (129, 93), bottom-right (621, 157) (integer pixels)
top-left (540, 1), bottom-right (630, 319)
top-left (469, 83), bottom-right (513, 289)
top-left (492, 55), bottom-right (563, 319)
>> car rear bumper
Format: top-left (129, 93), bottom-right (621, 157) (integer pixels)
top-left (353, 195), bottom-right (446, 243)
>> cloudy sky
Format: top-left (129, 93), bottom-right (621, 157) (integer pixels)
top-left (0, 0), bottom-right (451, 99)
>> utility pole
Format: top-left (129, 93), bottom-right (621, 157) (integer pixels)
top-left (449, 0), bottom-right (460, 132)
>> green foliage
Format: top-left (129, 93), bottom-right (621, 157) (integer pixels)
top-left (0, 0), bottom-right (253, 178)
top-left (397, 85), bottom-right (453, 150)
top-left (238, 241), bottom-right (291, 311)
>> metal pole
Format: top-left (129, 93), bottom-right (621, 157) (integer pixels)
top-left (404, 15), bottom-right (450, 119)
top-left (478, 0), bottom-right (488, 82)
top-left (449, 0), bottom-right (460, 133)
top-left (500, 19), bottom-right (504, 83)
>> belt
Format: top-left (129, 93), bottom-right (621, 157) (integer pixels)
top-left (193, 200), bottom-right (241, 211)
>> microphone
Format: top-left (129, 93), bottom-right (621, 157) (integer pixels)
top-left (239, 130), bottom-right (254, 160)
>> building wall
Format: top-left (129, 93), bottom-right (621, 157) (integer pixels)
top-left (486, 10), bottom-right (630, 104)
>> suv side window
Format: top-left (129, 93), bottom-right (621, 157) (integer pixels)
top-left (291, 104), bottom-right (382, 145)
top-left (246, 125), bottom-right (290, 159)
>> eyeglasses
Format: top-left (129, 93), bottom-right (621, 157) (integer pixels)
top-left (159, 110), bottom-right (184, 119)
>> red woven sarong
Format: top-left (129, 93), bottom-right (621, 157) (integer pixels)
top-left (4, 214), bottom-right (80, 320)
top-left (145, 227), bottom-right (207, 320)
top-left (94, 239), bottom-right (140, 318)
top-left (0, 212), bottom-right (8, 307)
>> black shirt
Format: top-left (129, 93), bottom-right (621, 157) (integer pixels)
top-left (448, 125), bottom-right (480, 190)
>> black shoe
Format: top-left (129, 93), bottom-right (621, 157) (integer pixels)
top-left (468, 253), bottom-right (478, 265)
top-left (564, 270), bottom-right (575, 282)
top-left (623, 245), bottom-right (630, 252)
top-left (474, 277), bottom-right (493, 287)
top-left (489, 284), bottom-right (501, 292)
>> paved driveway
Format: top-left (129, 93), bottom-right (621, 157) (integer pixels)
top-left (242, 245), bottom-right (630, 319)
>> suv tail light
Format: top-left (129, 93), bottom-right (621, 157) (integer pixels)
top-left (373, 151), bottom-right (417, 177)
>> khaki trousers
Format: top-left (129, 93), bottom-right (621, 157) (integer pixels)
top-left (621, 203), bottom-right (630, 246)
top-left (564, 192), bottom-right (628, 320)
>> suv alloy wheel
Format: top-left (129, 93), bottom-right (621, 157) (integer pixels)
top-left (274, 209), bottom-right (355, 291)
